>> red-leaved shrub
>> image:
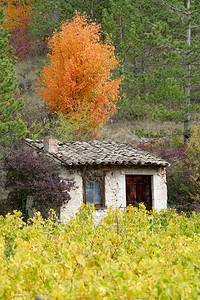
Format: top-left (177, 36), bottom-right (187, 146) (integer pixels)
top-left (138, 140), bottom-right (198, 212)
top-left (5, 150), bottom-right (75, 219)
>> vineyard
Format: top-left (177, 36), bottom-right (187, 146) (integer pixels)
top-left (0, 204), bottom-right (200, 299)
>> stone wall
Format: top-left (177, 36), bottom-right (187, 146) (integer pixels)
top-left (60, 165), bottom-right (167, 225)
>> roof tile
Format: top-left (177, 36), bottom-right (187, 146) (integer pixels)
top-left (24, 139), bottom-right (169, 167)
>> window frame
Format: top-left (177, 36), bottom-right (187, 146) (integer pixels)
top-left (83, 174), bottom-right (106, 209)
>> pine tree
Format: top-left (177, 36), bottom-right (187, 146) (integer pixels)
top-left (29, 0), bottom-right (110, 42)
top-left (102, 0), bottom-right (148, 112)
top-left (147, 0), bottom-right (200, 141)
top-left (0, 9), bottom-right (26, 146)
top-left (102, 0), bottom-right (200, 140)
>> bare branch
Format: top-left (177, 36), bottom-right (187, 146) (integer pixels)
top-left (125, 45), bottom-right (131, 54)
top-left (161, 0), bottom-right (187, 15)
top-left (170, 31), bottom-right (187, 38)
top-left (189, 57), bottom-right (200, 64)
top-left (191, 8), bottom-right (200, 14)
top-left (191, 25), bottom-right (200, 29)
top-left (147, 21), bottom-right (156, 27)
top-left (158, 37), bottom-right (186, 54)
top-left (148, 22), bottom-right (187, 38)
top-left (162, 0), bottom-right (200, 15)
top-left (186, 47), bottom-right (200, 55)
top-left (185, 71), bottom-right (200, 78)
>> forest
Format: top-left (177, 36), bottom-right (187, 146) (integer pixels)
top-left (0, 0), bottom-right (200, 215)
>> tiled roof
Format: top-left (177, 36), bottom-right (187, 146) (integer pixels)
top-left (24, 139), bottom-right (169, 167)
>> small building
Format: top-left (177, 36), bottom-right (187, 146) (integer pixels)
top-left (25, 139), bottom-right (169, 223)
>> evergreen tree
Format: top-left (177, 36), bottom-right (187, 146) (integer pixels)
top-left (102, 0), bottom-right (200, 140)
top-left (29, 0), bottom-right (61, 41)
top-left (28, 0), bottom-right (200, 141)
top-left (147, 0), bottom-right (200, 141)
top-left (102, 0), bottom-right (161, 118)
top-left (29, 0), bottom-right (110, 42)
top-left (0, 9), bottom-right (26, 146)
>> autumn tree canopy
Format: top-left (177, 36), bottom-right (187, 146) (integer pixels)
top-left (37, 12), bottom-right (123, 132)
top-left (0, 0), bottom-right (34, 33)
top-left (0, 0), bottom-right (37, 60)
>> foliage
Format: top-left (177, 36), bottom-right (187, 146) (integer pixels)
top-left (0, 0), bottom-right (47, 60)
top-left (0, 0), bottom-right (36, 60)
top-left (8, 30), bottom-right (46, 61)
top-left (146, 0), bottom-right (200, 140)
top-left (0, 0), bottom-right (34, 33)
top-left (37, 12), bottom-right (123, 134)
top-left (28, 0), bottom-right (62, 41)
top-left (9, 30), bottom-right (33, 60)
top-left (5, 149), bottom-right (75, 219)
top-left (2, 1), bottom-right (200, 134)
top-left (102, 0), bottom-right (149, 113)
top-left (0, 205), bottom-right (200, 299)
top-left (29, 0), bottom-right (110, 43)
top-left (138, 139), bottom-right (198, 211)
top-left (135, 128), bottom-right (166, 139)
top-left (0, 9), bottom-right (26, 146)
top-left (28, 112), bottom-right (99, 142)
top-left (186, 125), bottom-right (200, 170)
top-left (186, 125), bottom-right (200, 210)
top-left (101, 0), bottom-right (200, 138)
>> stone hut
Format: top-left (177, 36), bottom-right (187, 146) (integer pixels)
top-left (25, 139), bottom-right (169, 223)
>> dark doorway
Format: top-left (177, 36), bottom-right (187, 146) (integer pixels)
top-left (126, 175), bottom-right (152, 210)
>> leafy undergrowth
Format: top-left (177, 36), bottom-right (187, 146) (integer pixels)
top-left (0, 205), bottom-right (200, 299)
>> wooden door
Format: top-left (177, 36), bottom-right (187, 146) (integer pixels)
top-left (126, 175), bottom-right (152, 210)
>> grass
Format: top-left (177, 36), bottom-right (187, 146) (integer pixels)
top-left (100, 116), bottom-right (184, 144)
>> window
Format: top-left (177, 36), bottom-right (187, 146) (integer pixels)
top-left (83, 175), bottom-right (105, 208)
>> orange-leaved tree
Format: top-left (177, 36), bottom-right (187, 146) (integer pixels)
top-left (0, 0), bottom-right (35, 60)
top-left (0, 0), bottom-right (34, 32)
top-left (37, 11), bottom-right (123, 134)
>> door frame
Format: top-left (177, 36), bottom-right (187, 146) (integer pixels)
top-left (125, 174), bottom-right (154, 210)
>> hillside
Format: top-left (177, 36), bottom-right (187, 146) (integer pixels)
top-left (0, 1), bottom-right (200, 216)
top-left (15, 58), bottom-right (187, 144)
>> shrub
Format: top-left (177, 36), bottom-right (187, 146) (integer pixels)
top-left (9, 30), bottom-right (48, 61)
top-left (186, 125), bottom-right (200, 212)
top-left (5, 149), bottom-right (75, 219)
top-left (0, 206), bottom-right (200, 299)
top-left (28, 112), bottom-right (100, 141)
top-left (138, 139), bottom-right (198, 212)
top-left (9, 30), bottom-right (33, 61)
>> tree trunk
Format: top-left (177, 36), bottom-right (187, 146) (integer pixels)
top-left (184, 0), bottom-right (191, 142)
top-left (90, 0), bottom-right (94, 17)
top-left (119, 15), bottom-right (125, 73)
